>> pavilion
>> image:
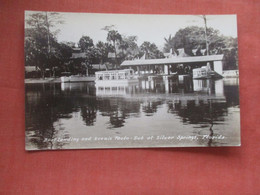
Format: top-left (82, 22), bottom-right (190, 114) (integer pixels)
top-left (120, 54), bottom-right (224, 76)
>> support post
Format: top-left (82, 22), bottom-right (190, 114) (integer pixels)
top-left (213, 61), bottom-right (223, 76)
top-left (137, 66), bottom-right (140, 76)
top-left (164, 65), bottom-right (168, 75)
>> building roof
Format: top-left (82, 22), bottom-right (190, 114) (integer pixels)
top-left (163, 53), bottom-right (178, 58)
top-left (91, 64), bottom-right (107, 70)
top-left (25, 66), bottom-right (39, 72)
top-left (177, 48), bottom-right (190, 57)
top-left (73, 48), bottom-right (81, 51)
top-left (108, 52), bottom-right (116, 58)
top-left (71, 52), bottom-right (87, 59)
top-left (121, 55), bottom-right (224, 67)
top-left (95, 69), bottom-right (133, 74)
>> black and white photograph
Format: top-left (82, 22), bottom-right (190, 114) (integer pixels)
top-left (25, 11), bottom-right (240, 150)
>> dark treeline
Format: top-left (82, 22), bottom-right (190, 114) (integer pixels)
top-left (25, 12), bottom-right (238, 78)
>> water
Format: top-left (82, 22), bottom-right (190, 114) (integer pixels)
top-left (25, 78), bottom-right (240, 150)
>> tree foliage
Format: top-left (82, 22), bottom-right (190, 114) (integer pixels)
top-left (120, 36), bottom-right (140, 60)
top-left (165, 26), bottom-right (238, 69)
top-left (78, 36), bottom-right (94, 52)
top-left (25, 12), bottom-right (65, 77)
top-left (163, 34), bottom-right (175, 53)
top-left (107, 30), bottom-right (122, 45)
top-left (106, 29), bottom-right (122, 67)
top-left (96, 41), bottom-right (113, 64)
top-left (140, 41), bottom-right (164, 59)
top-left (170, 26), bottom-right (226, 55)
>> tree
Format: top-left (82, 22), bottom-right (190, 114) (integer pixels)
top-left (54, 43), bottom-right (73, 74)
top-left (119, 36), bottom-right (140, 60)
top-left (106, 30), bottom-right (122, 67)
top-left (163, 34), bottom-right (175, 53)
top-left (202, 15), bottom-right (209, 55)
top-left (222, 37), bottom-right (238, 70)
top-left (25, 11), bottom-right (64, 78)
top-left (78, 36), bottom-right (94, 52)
top-left (140, 41), bottom-right (164, 59)
top-left (172, 26), bottom-right (225, 56)
top-left (96, 41), bottom-right (113, 65)
top-left (70, 36), bottom-right (95, 75)
top-left (172, 26), bottom-right (238, 69)
top-left (63, 41), bottom-right (76, 48)
top-left (173, 26), bottom-right (202, 55)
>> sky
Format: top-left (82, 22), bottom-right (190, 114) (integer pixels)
top-left (25, 11), bottom-right (238, 49)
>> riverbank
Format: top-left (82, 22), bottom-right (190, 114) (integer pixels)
top-left (25, 78), bottom-right (61, 84)
top-left (25, 76), bottom-right (95, 84)
top-left (25, 70), bottom-right (239, 84)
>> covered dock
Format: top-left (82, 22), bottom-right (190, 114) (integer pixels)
top-left (121, 54), bottom-right (224, 76)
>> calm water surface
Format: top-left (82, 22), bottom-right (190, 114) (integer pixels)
top-left (25, 78), bottom-right (240, 150)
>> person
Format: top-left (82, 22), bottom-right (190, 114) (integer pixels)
top-left (206, 62), bottom-right (211, 72)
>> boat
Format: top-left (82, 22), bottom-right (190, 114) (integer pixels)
top-left (95, 69), bottom-right (138, 87)
top-left (222, 70), bottom-right (239, 78)
top-left (61, 75), bottom-right (95, 83)
top-left (192, 64), bottom-right (222, 79)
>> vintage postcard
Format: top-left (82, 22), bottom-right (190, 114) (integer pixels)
top-left (25, 11), bottom-right (240, 150)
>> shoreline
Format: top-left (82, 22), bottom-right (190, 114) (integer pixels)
top-left (25, 78), bottom-right (61, 84)
top-left (25, 70), bottom-right (239, 84)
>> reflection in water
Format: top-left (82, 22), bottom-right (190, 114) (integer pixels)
top-left (25, 77), bottom-right (240, 150)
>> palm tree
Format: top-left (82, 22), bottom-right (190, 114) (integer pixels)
top-left (202, 15), bottom-right (209, 55)
top-left (163, 34), bottom-right (175, 53)
top-left (96, 41), bottom-right (112, 66)
top-left (107, 30), bottom-right (122, 67)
